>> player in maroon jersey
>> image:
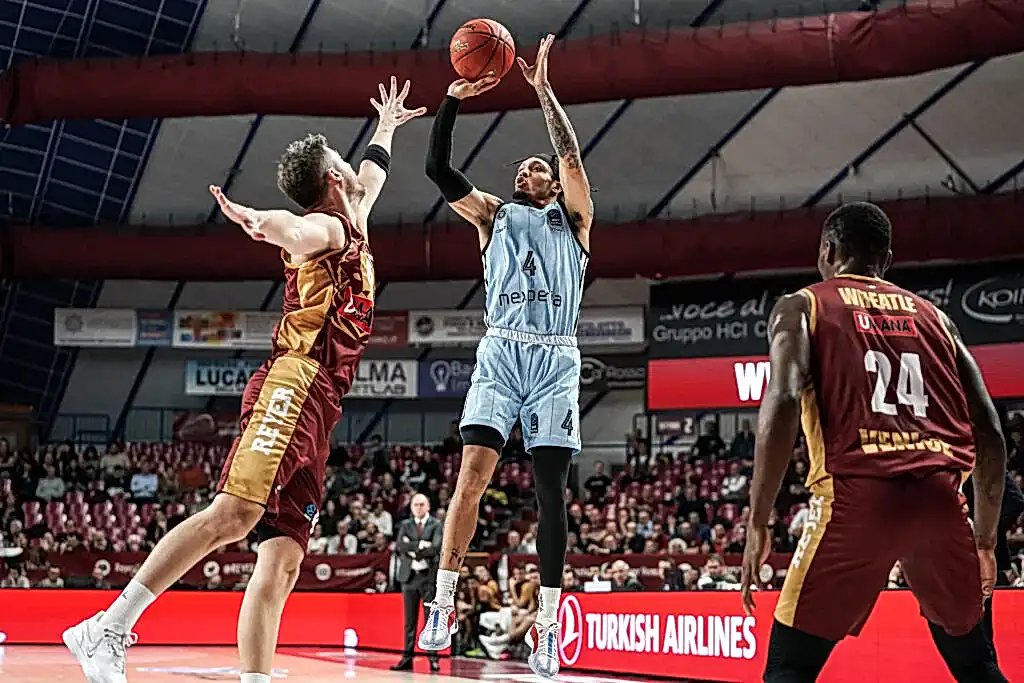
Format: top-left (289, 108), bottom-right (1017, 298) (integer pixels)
top-left (63, 78), bottom-right (425, 683)
top-left (740, 202), bottom-right (1007, 682)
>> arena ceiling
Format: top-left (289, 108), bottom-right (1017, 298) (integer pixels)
top-left (3, 0), bottom-right (1022, 234)
top-left (0, 0), bottom-right (1022, 425)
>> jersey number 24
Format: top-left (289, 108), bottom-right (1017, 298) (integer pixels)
top-left (863, 350), bottom-right (930, 417)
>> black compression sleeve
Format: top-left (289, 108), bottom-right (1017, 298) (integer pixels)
top-left (425, 95), bottom-right (474, 203)
top-left (360, 143), bottom-right (390, 175)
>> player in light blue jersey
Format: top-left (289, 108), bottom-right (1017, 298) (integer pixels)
top-left (418, 34), bottom-right (593, 678)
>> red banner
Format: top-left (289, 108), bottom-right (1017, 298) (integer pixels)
top-left (648, 342), bottom-right (1024, 411)
top-left (510, 553), bottom-right (793, 590)
top-left (1, 0), bottom-right (1020, 125)
top-left (18, 552), bottom-right (389, 592)
top-left (0, 590), bottom-right (407, 650)
top-left (4, 194), bottom-right (1022, 282)
top-left (369, 312), bottom-right (409, 348)
top-left (4, 589), bottom-right (1024, 682)
top-left (557, 590), bottom-right (1024, 682)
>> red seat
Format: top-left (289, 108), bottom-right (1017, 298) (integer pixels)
top-left (22, 501), bottom-right (42, 525)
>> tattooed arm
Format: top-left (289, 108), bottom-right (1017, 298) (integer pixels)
top-left (520, 35), bottom-right (594, 246)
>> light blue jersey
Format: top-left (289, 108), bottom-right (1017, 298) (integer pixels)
top-left (482, 200), bottom-right (589, 341)
top-left (461, 199), bottom-right (588, 454)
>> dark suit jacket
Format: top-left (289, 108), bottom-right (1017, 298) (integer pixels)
top-left (395, 516), bottom-right (442, 584)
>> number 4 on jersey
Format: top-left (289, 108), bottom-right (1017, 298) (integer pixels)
top-left (522, 250), bottom-right (537, 277)
top-left (864, 350), bottom-right (930, 417)
top-left (561, 409), bottom-right (574, 435)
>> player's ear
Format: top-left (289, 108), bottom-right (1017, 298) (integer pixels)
top-left (881, 249), bottom-right (893, 275)
top-left (326, 168), bottom-right (344, 185)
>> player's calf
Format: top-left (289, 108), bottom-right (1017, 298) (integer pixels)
top-left (929, 617), bottom-right (1008, 683)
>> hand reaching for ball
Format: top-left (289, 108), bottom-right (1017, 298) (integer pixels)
top-left (371, 76), bottom-right (427, 127)
top-left (447, 77), bottom-right (500, 100)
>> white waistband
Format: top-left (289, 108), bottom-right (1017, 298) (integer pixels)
top-left (485, 327), bottom-right (577, 347)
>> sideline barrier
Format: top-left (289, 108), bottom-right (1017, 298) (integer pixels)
top-left (2, 589), bottom-right (1022, 681)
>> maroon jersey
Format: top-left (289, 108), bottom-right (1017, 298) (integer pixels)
top-left (800, 274), bottom-right (974, 487)
top-left (270, 202), bottom-right (375, 395)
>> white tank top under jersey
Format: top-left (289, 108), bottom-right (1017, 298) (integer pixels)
top-left (482, 199), bottom-right (589, 346)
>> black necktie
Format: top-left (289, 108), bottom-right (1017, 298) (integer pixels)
top-left (417, 520), bottom-right (424, 536)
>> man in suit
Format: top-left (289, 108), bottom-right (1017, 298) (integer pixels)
top-left (392, 493), bottom-right (443, 672)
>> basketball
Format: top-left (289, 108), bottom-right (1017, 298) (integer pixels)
top-left (449, 18), bottom-right (516, 81)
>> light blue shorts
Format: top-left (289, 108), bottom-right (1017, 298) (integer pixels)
top-left (459, 334), bottom-right (581, 454)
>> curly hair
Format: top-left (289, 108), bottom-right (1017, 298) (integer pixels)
top-left (277, 133), bottom-right (332, 209)
top-left (823, 201), bottom-right (892, 266)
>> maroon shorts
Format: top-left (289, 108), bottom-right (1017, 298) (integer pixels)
top-left (775, 469), bottom-right (982, 642)
top-left (216, 352), bottom-right (341, 550)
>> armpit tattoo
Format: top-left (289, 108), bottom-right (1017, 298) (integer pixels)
top-left (538, 89), bottom-right (581, 169)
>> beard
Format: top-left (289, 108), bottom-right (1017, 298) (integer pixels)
top-left (512, 189), bottom-right (529, 201)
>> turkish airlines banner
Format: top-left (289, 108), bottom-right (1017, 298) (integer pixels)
top-left (4, 588), bottom-right (1024, 682)
top-left (556, 590), bottom-right (1024, 682)
top-left (648, 343), bottom-right (1024, 411)
top-left (649, 260), bottom-right (1024, 359)
top-left (17, 552), bottom-right (388, 592)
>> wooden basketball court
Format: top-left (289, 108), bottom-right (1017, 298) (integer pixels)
top-left (0, 645), bottom-right (652, 683)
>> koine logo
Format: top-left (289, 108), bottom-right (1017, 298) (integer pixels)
top-left (734, 362), bottom-right (770, 402)
top-left (559, 594), bottom-right (584, 666)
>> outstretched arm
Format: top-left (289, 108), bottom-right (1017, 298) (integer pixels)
top-left (210, 185), bottom-right (344, 259)
top-left (355, 77), bottom-right (427, 232)
top-left (520, 35), bottom-right (594, 239)
top-left (425, 79), bottom-right (504, 251)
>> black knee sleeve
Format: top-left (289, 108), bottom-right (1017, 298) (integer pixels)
top-left (532, 447), bottom-right (572, 588)
top-left (460, 424), bottom-right (505, 453)
top-left (929, 609), bottom-right (1007, 683)
top-left (764, 620), bottom-right (836, 683)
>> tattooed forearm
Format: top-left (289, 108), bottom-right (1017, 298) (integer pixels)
top-left (536, 85), bottom-right (581, 169)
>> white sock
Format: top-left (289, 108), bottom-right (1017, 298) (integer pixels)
top-left (99, 579), bottom-right (156, 631)
top-left (434, 569), bottom-right (459, 607)
top-left (240, 674), bottom-right (271, 683)
top-left (537, 587), bottom-right (561, 626)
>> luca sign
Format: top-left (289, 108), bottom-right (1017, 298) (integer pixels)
top-left (185, 359), bottom-right (261, 396)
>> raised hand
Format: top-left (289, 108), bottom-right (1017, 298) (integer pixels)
top-left (371, 76), bottom-right (427, 127)
top-left (447, 76), bottom-right (500, 100)
top-left (209, 185), bottom-right (264, 240)
top-left (518, 34), bottom-right (554, 89)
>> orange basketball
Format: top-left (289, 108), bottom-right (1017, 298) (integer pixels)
top-left (449, 18), bottom-right (516, 81)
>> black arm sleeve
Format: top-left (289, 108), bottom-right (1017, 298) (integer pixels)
top-left (425, 95), bottom-right (474, 203)
top-left (360, 143), bottom-right (390, 175)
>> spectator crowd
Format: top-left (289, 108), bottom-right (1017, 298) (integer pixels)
top-left (2, 412), bottom-right (1023, 658)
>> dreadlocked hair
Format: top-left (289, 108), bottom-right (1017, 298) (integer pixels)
top-left (823, 201), bottom-right (892, 266)
top-left (277, 133), bottom-right (331, 209)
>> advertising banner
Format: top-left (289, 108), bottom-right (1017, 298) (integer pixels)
top-left (579, 355), bottom-right (647, 391)
top-left (4, 589), bottom-right (1023, 682)
top-left (648, 261), bottom-right (1024, 359)
top-left (409, 307), bottom-right (645, 346)
top-left (173, 310), bottom-right (279, 349)
top-left (510, 553), bottom-right (792, 590)
top-left (408, 310), bottom-right (487, 346)
top-left (369, 311), bottom-right (409, 347)
top-left (185, 359), bottom-right (262, 396)
top-left (0, 590), bottom-right (407, 650)
top-left (555, 590), bottom-right (1024, 682)
top-left (17, 551), bottom-right (387, 592)
top-left (349, 359), bottom-right (418, 399)
top-left (418, 358), bottom-right (476, 398)
top-left (648, 342), bottom-right (1024, 411)
top-left (53, 308), bottom-right (136, 347)
top-left (135, 309), bottom-right (173, 346)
